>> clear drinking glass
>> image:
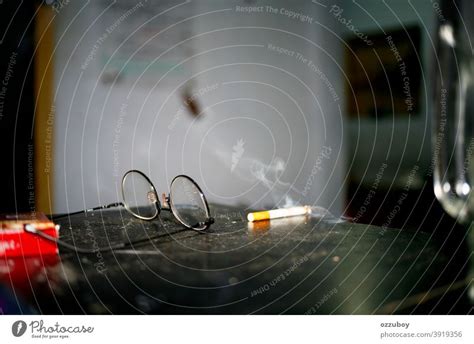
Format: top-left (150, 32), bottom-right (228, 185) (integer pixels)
top-left (433, 0), bottom-right (474, 301)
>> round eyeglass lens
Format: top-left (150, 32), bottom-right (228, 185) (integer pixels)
top-left (170, 176), bottom-right (210, 230)
top-left (121, 170), bottom-right (159, 220)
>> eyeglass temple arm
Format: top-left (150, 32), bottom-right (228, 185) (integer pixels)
top-left (23, 223), bottom-right (152, 254)
top-left (49, 202), bottom-right (124, 220)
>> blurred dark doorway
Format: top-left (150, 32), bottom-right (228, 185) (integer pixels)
top-left (0, 1), bottom-right (36, 212)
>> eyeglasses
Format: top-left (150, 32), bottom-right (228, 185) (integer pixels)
top-left (120, 170), bottom-right (214, 230)
top-left (25, 170), bottom-right (214, 253)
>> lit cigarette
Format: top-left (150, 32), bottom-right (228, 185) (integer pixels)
top-left (247, 206), bottom-right (311, 222)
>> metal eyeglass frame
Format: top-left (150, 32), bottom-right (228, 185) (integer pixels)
top-left (25, 170), bottom-right (214, 254)
top-left (121, 170), bottom-right (215, 231)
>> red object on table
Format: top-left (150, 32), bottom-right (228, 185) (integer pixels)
top-left (0, 212), bottom-right (59, 257)
top-left (0, 254), bottom-right (60, 299)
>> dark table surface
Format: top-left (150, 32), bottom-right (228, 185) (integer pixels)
top-left (1, 205), bottom-right (472, 314)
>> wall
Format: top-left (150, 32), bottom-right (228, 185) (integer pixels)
top-left (336, 0), bottom-right (436, 187)
top-left (52, 0), bottom-right (346, 216)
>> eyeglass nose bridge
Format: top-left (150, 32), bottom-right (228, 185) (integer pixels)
top-left (161, 193), bottom-right (171, 211)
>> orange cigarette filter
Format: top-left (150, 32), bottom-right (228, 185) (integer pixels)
top-left (247, 206), bottom-right (311, 222)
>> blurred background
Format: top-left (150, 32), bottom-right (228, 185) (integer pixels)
top-left (0, 0), bottom-right (463, 237)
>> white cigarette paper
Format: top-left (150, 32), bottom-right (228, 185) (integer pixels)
top-left (247, 206), bottom-right (312, 222)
